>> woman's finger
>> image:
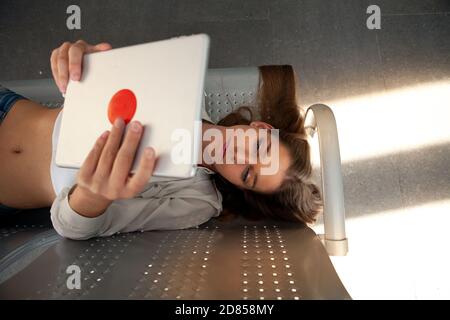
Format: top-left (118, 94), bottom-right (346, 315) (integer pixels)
top-left (92, 42), bottom-right (112, 52)
top-left (56, 42), bottom-right (72, 93)
top-left (67, 41), bottom-right (112, 82)
top-left (122, 147), bottom-right (156, 198)
top-left (50, 48), bottom-right (61, 92)
top-left (82, 42), bottom-right (112, 54)
top-left (78, 130), bottom-right (110, 185)
top-left (68, 42), bottom-right (87, 81)
top-left (95, 117), bottom-right (126, 182)
top-left (109, 121), bottom-right (143, 189)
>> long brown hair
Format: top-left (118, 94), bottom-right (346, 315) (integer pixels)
top-left (213, 65), bottom-right (323, 224)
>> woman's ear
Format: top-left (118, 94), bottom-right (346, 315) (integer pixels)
top-left (250, 121), bottom-right (274, 130)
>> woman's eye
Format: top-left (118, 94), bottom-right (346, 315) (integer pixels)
top-left (254, 139), bottom-right (261, 154)
top-left (244, 167), bottom-right (250, 182)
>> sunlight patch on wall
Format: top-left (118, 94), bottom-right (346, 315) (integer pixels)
top-left (312, 80), bottom-right (450, 164)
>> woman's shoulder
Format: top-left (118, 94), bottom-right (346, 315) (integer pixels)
top-left (133, 166), bottom-right (223, 219)
top-left (138, 166), bottom-right (221, 199)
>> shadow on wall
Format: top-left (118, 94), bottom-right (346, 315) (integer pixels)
top-left (341, 141), bottom-right (450, 218)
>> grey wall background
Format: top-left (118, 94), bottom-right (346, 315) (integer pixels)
top-left (1, 0), bottom-right (449, 106)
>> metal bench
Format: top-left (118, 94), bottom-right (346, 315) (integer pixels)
top-left (0, 67), bottom-right (349, 299)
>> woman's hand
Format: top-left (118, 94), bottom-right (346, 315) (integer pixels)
top-left (50, 40), bottom-right (112, 94)
top-left (69, 117), bottom-right (156, 217)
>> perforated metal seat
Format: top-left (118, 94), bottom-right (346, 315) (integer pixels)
top-left (0, 68), bottom-right (349, 299)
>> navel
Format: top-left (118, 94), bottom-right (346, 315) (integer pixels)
top-left (11, 145), bottom-right (23, 154)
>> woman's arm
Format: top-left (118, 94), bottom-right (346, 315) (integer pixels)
top-left (48, 39), bottom-right (220, 240)
top-left (49, 39), bottom-right (157, 219)
top-left (51, 171), bottom-right (222, 240)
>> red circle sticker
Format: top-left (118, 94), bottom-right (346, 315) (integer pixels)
top-left (107, 89), bottom-right (137, 125)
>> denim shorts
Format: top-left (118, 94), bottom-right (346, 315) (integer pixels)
top-left (0, 203), bottom-right (21, 214)
top-left (0, 85), bottom-right (27, 125)
top-left (0, 85), bottom-right (27, 213)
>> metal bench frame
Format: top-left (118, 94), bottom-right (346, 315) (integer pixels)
top-left (3, 67), bottom-right (348, 256)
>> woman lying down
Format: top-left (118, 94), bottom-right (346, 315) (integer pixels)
top-left (0, 40), bottom-right (322, 240)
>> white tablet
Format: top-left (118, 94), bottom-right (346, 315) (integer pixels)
top-left (55, 34), bottom-right (210, 179)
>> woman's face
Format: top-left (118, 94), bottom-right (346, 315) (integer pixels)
top-left (210, 121), bottom-right (292, 193)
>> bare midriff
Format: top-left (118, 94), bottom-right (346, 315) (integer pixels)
top-left (0, 99), bottom-right (62, 209)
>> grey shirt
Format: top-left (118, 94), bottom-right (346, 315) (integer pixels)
top-left (50, 99), bottom-right (223, 240)
top-left (50, 167), bottom-right (223, 240)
